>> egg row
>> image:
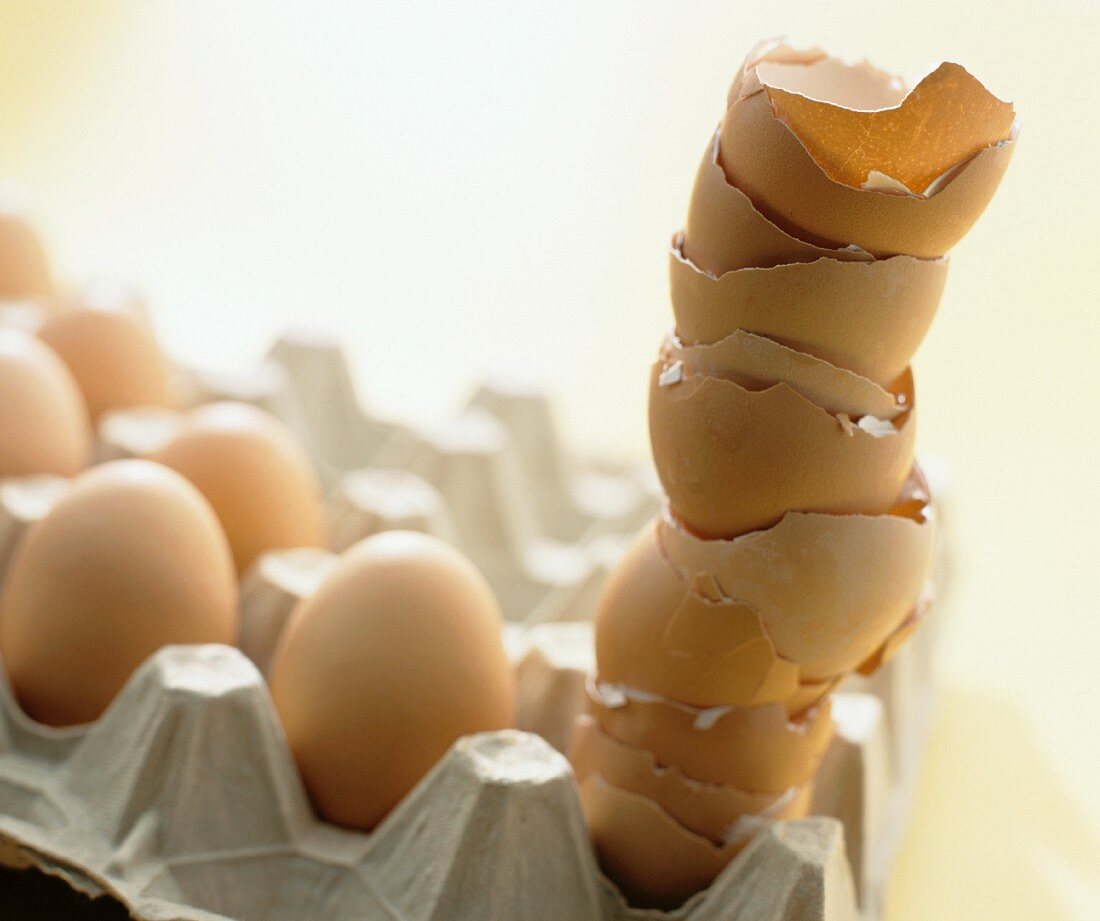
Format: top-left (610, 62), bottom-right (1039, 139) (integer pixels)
top-left (0, 269), bottom-right (518, 835)
top-left (572, 41), bottom-right (1016, 909)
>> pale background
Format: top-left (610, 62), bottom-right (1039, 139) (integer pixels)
top-left (0, 2), bottom-right (1097, 918)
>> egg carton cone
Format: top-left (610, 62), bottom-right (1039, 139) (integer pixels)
top-left (0, 637), bottom-right (864, 921)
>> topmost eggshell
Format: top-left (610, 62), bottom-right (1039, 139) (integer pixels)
top-left (718, 41), bottom-right (1017, 257)
top-left (268, 531), bottom-right (515, 831)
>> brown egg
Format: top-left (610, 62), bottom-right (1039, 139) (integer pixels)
top-left (268, 531), bottom-right (515, 830)
top-left (0, 330), bottom-right (92, 477)
top-left (0, 460), bottom-right (236, 726)
top-left (38, 304), bottom-right (173, 421)
top-left (0, 206), bottom-right (51, 299)
top-left (151, 402), bottom-right (327, 575)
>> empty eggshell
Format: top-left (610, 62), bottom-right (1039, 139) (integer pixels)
top-left (152, 402), bottom-right (327, 575)
top-left (0, 460), bottom-right (237, 726)
top-left (657, 470), bottom-right (935, 680)
top-left (759, 61), bottom-right (1016, 195)
top-left (0, 330), bottom-right (92, 477)
top-left (570, 714), bottom-right (811, 843)
top-left (648, 360), bottom-right (916, 538)
top-left (268, 531), bottom-right (515, 830)
top-left (594, 521), bottom-right (801, 707)
top-left (662, 330), bottom-right (905, 421)
top-left (38, 304), bottom-right (173, 421)
top-left (682, 134), bottom-right (872, 275)
top-left (668, 237), bottom-right (947, 387)
top-left (719, 43), bottom-right (1017, 257)
top-left (585, 676), bottom-right (833, 792)
top-left (578, 773), bottom-right (748, 910)
top-left (0, 207), bottom-right (51, 299)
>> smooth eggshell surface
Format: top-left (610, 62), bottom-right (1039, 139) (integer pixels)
top-left (38, 307), bottom-right (173, 422)
top-left (0, 209), bottom-right (51, 299)
top-left (152, 402), bottom-right (327, 575)
top-left (0, 460), bottom-right (237, 726)
top-left (268, 531), bottom-right (515, 830)
top-left (0, 330), bottom-right (92, 477)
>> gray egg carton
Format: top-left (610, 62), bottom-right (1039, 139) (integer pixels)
top-left (0, 325), bottom-right (945, 919)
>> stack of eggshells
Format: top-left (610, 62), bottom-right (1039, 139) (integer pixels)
top-left (570, 41), bottom-right (1017, 908)
top-left (0, 216), bottom-right (514, 832)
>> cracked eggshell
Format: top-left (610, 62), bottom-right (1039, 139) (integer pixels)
top-left (682, 134), bottom-right (872, 275)
top-left (668, 237), bottom-right (947, 386)
top-left (586, 676), bottom-right (833, 792)
top-left (268, 531), bottom-right (515, 831)
top-left (0, 460), bottom-right (237, 726)
top-left (578, 773), bottom-right (751, 909)
top-left (0, 207), bottom-right (51, 299)
top-left (151, 401), bottom-right (327, 575)
top-left (570, 714), bottom-right (811, 844)
top-left (594, 521), bottom-right (801, 707)
top-left (719, 45), bottom-right (1017, 258)
top-left (0, 330), bottom-right (92, 477)
top-left (657, 470), bottom-right (935, 680)
top-left (37, 304), bottom-right (174, 422)
top-left (648, 360), bottom-right (916, 538)
top-left (662, 330), bottom-right (905, 421)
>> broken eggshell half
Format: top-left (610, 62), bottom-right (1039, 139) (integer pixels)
top-left (719, 42), bottom-right (1017, 258)
top-left (682, 133), bottom-right (872, 275)
top-left (661, 329), bottom-right (906, 421)
top-left (593, 520), bottom-right (802, 708)
top-left (584, 675), bottom-right (834, 792)
top-left (668, 235), bottom-right (947, 387)
top-left (648, 353), bottom-right (916, 538)
top-left (657, 467), bottom-right (935, 680)
top-left (569, 713), bottom-right (811, 844)
top-left (578, 772), bottom-right (752, 911)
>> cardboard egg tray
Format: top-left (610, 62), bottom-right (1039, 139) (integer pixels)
top-left (0, 325), bottom-right (946, 919)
